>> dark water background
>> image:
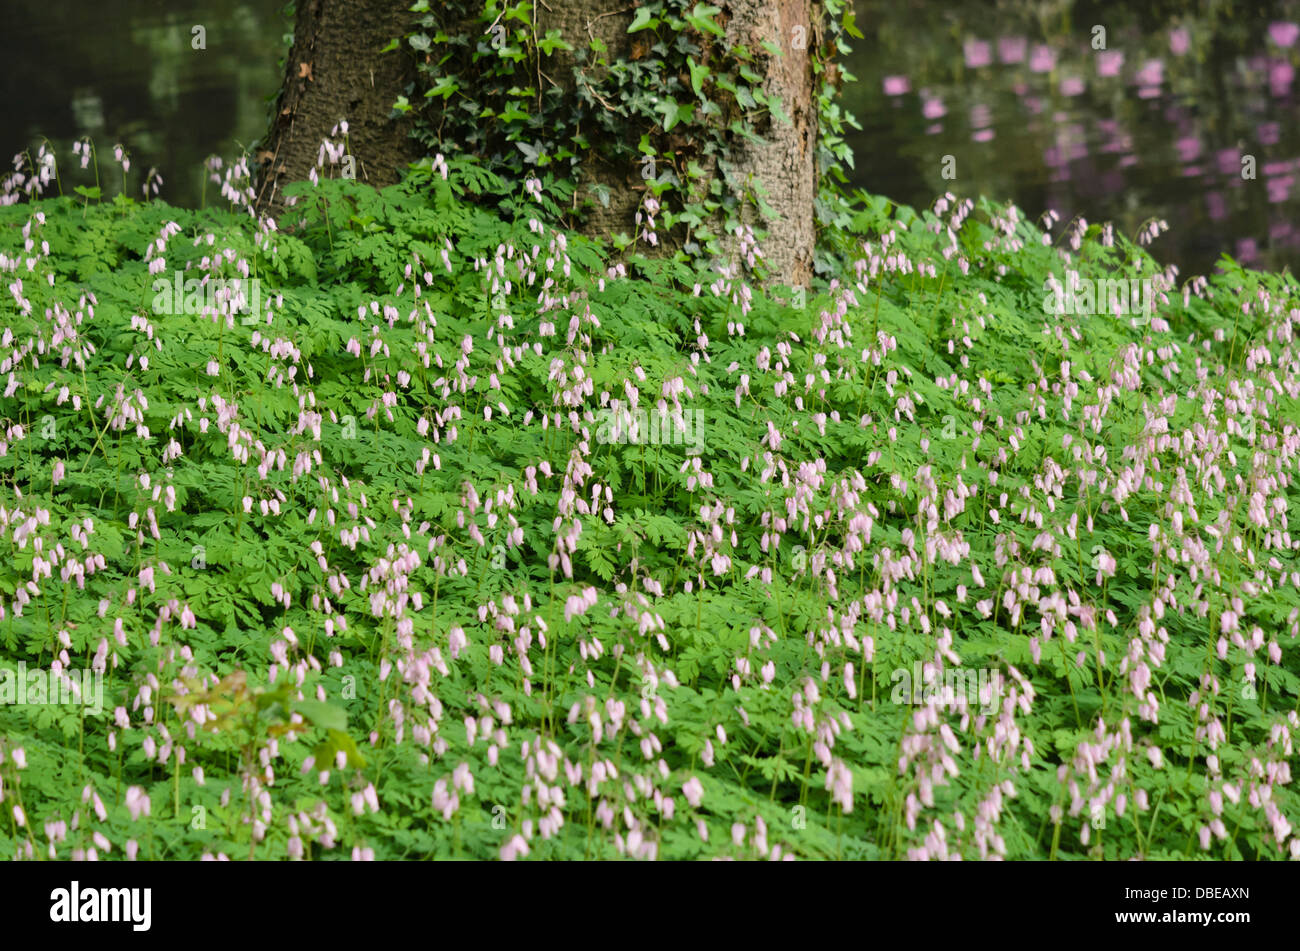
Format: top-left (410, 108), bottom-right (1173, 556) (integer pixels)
top-left (3, 0), bottom-right (1299, 278)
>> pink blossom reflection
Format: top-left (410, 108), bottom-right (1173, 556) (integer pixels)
top-left (998, 36), bottom-right (1027, 64)
top-left (1206, 191), bottom-right (1227, 220)
top-left (1097, 51), bottom-right (1124, 78)
top-left (1175, 136), bottom-right (1201, 163)
top-left (1134, 59), bottom-right (1164, 87)
top-left (964, 39), bottom-right (992, 69)
top-left (883, 75), bottom-right (910, 96)
top-left (1269, 22), bottom-right (1299, 48)
top-left (1269, 60), bottom-right (1294, 97)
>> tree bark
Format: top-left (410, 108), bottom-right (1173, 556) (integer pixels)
top-left (722, 0), bottom-right (817, 288)
top-left (534, 0), bottom-right (816, 286)
top-left (254, 0), bottom-right (423, 216)
top-left (534, 3), bottom-right (643, 254)
top-left (256, 0), bottom-right (818, 287)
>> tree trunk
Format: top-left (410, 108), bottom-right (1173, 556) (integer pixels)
top-left (721, 0), bottom-right (817, 288)
top-left (255, 0), bottom-right (423, 215)
top-left (256, 0), bottom-right (818, 287)
top-left (533, 3), bottom-right (643, 256)
top-left (534, 0), bottom-right (817, 287)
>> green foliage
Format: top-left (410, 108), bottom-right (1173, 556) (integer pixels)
top-left (399, 0), bottom-right (860, 272)
top-left (1, 161), bottom-right (1299, 861)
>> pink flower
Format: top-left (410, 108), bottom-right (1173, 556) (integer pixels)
top-left (125, 786), bottom-right (151, 821)
top-left (1134, 59), bottom-right (1164, 87)
top-left (882, 75), bottom-right (910, 96)
top-left (963, 39), bottom-right (992, 69)
top-left (682, 776), bottom-right (704, 808)
top-left (998, 36), bottom-right (1027, 64)
top-left (1269, 21), bottom-right (1299, 47)
top-left (1030, 45), bottom-right (1056, 73)
top-left (500, 834), bottom-right (530, 861)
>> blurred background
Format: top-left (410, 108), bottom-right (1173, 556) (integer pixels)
top-left (2, 0), bottom-right (1298, 277)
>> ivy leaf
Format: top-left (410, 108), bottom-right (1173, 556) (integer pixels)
top-left (684, 4), bottom-right (725, 37)
top-left (536, 29), bottom-right (574, 55)
top-left (688, 60), bottom-right (711, 99)
top-left (425, 76), bottom-right (460, 99)
top-left (516, 141), bottom-right (542, 164)
top-left (654, 98), bottom-right (694, 132)
top-left (628, 8), bottom-right (657, 32)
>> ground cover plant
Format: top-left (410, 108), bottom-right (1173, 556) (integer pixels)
top-left (1, 138), bottom-right (1300, 861)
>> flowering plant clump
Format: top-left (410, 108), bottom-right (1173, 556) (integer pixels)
top-left (1, 141), bottom-right (1299, 861)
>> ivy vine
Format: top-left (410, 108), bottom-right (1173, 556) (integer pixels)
top-left (391, 0), bottom-right (863, 275)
